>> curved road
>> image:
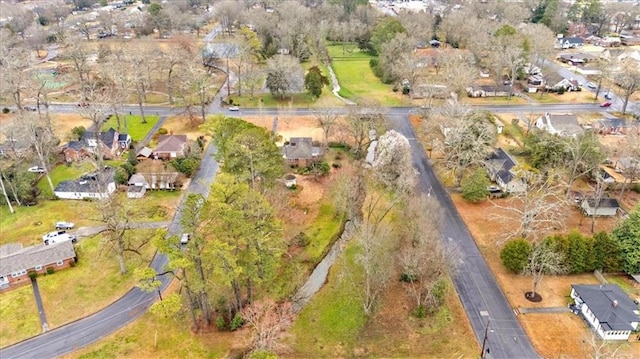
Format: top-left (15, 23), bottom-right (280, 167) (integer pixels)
top-left (0, 144), bottom-right (219, 359)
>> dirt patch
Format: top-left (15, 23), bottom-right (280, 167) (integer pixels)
top-left (242, 115), bottom-right (326, 144)
top-left (162, 115), bottom-right (205, 141)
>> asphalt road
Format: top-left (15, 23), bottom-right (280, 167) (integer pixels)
top-left (388, 114), bottom-right (539, 359)
top-left (0, 144), bottom-right (219, 359)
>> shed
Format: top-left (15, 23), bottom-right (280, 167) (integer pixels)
top-left (581, 198), bottom-right (620, 217)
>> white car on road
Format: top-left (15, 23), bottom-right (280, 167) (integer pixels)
top-left (55, 221), bottom-right (75, 230)
top-left (587, 82), bottom-right (596, 89)
top-left (229, 105), bottom-right (240, 111)
top-left (28, 166), bottom-right (46, 173)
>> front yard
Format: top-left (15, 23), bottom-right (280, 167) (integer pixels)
top-left (101, 115), bottom-right (160, 141)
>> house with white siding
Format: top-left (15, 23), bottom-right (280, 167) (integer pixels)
top-left (570, 284), bottom-right (640, 341)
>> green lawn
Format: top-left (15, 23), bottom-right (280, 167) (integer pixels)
top-left (0, 230), bottom-right (158, 347)
top-left (0, 285), bottom-right (40, 348)
top-left (326, 44), bottom-right (406, 106)
top-left (303, 202), bottom-right (345, 264)
top-left (101, 115), bottom-right (160, 141)
top-left (289, 243), bottom-right (368, 357)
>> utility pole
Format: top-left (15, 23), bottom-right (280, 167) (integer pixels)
top-left (480, 319), bottom-right (490, 358)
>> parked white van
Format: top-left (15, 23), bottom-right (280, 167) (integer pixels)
top-left (42, 231), bottom-right (76, 245)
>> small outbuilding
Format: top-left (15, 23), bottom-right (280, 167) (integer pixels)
top-left (580, 198), bottom-right (620, 217)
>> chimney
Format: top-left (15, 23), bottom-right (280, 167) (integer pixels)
top-left (612, 300), bottom-right (618, 308)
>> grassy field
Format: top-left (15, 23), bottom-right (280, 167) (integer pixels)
top-left (326, 44), bottom-right (406, 106)
top-left (302, 202), bottom-right (345, 263)
top-left (101, 115), bottom-right (160, 141)
top-left (0, 230), bottom-right (158, 347)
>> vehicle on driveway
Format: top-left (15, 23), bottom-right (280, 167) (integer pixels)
top-left (28, 166), bottom-right (46, 173)
top-left (180, 233), bottom-right (190, 245)
top-left (43, 231), bottom-right (76, 245)
top-left (55, 221), bottom-right (75, 230)
top-left (600, 101), bottom-right (612, 108)
top-left (229, 105), bottom-right (240, 111)
top-left (587, 82), bottom-right (596, 89)
top-left (604, 93), bottom-right (612, 100)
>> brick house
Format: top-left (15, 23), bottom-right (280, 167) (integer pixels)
top-left (63, 128), bottom-right (131, 161)
top-left (282, 137), bottom-right (321, 167)
top-left (0, 241), bottom-right (77, 291)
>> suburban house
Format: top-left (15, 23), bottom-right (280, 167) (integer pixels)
top-left (153, 135), bottom-right (188, 160)
top-left (54, 170), bottom-right (116, 200)
top-left (621, 36), bottom-right (640, 46)
top-left (559, 37), bottom-right (584, 49)
top-left (580, 198), bottom-right (620, 216)
top-left (64, 128), bottom-right (131, 161)
top-left (0, 241), bottom-right (77, 291)
top-left (550, 78), bottom-right (580, 92)
top-left (484, 148), bottom-right (527, 194)
top-left (127, 173), bottom-right (148, 199)
top-left (570, 284), bottom-right (640, 340)
top-left (282, 137), bottom-right (321, 167)
top-left (558, 53), bottom-right (596, 66)
top-left (535, 113), bottom-right (583, 137)
top-left (466, 85), bottom-right (511, 98)
top-left (136, 172), bottom-right (179, 190)
top-left (595, 118), bottom-right (628, 135)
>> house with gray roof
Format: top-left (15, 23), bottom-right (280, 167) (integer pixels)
top-left (0, 241), bottom-right (77, 290)
top-left (570, 284), bottom-right (639, 340)
top-left (580, 197), bottom-right (620, 216)
top-left (484, 148), bottom-right (526, 194)
top-left (282, 137), bottom-right (321, 167)
top-left (535, 113), bottom-right (583, 137)
top-left (54, 170), bottom-right (116, 200)
top-left (153, 135), bottom-right (188, 160)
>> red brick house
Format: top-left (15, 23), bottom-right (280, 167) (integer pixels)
top-left (282, 137), bottom-right (321, 167)
top-left (62, 128), bottom-right (131, 161)
top-left (0, 241), bottom-right (77, 291)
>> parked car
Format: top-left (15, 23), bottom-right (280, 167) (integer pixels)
top-left (55, 221), bottom-right (75, 230)
top-left (604, 93), bottom-right (612, 100)
top-left (28, 166), bottom-right (46, 173)
top-left (180, 233), bottom-right (190, 245)
top-left (229, 105), bottom-right (240, 111)
top-left (42, 231), bottom-right (76, 245)
top-left (587, 82), bottom-right (596, 89)
top-left (600, 101), bottom-right (612, 108)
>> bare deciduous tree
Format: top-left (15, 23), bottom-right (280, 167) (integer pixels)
top-left (615, 56), bottom-right (640, 114)
top-left (492, 172), bottom-right (569, 241)
top-left (564, 131), bottom-right (604, 197)
top-left (341, 104), bottom-right (387, 159)
top-left (240, 299), bottom-right (293, 354)
top-left (312, 109), bottom-right (339, 146)
top-left (523, 240), bottom-right (566, 300)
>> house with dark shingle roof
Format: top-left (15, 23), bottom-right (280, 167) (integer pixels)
top-left (570, 284), bottom-right (639, 340)
top-left (581, 197), bottom-right (620, 216)
top-left (0, 241), bottom-right (77, 291)
top-left (54, 170), bottom-right (116, 200)
top-left (282, 137), bottom-right (321, 167)
top-left (63, 128), bottom-right (131, 161)
top-left (153, 135), bottom-right (188, 160)
top-left (484, 148), bottom-right (526, 193)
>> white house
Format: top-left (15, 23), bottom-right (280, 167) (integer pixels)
top-left (54, 171), bottom-right (116, 200)
top-left (484, 148), bottom-right (527, 193)
top-left (581, 198), bottom-right (620, 217)
top-left (535, 113), bottom-right (583, 137)
top-left (571, 284), bottom-right (640, 341)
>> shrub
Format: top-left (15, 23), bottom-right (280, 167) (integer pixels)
top-left (412, 304), bottom-right (427, 318)
top-left (229, 313), bottom-right (244, 331)
top-left (46, 267), bottom-right (55, 275)
top-left (216, 316), bottom-right (226, 330)
top-left (113, 167), bottom-right (129, 185)
top-left (248, 350), bottom-right (278, 359)
top-left (28, 270), bottom-right (38, 279)
top-left (121, 162), bottom-right (135, 176)
top-left (332, 162), bottom-right (341, 169)
top-left (71, 126), bottom-right (86, 141)
top-left (2, 107), bottom-right (10, 114)
top-left (69, 260), bottom-right (76, 267)
top-left (500, 239), bottom-right (532, 273)
top-left (157, 127), bottom-right (169, 135)
top-left (294, 232), bottom-right (309, 247)
top-left (461, 168), bottom-right (490, 202)
top-left (170, 157), bottom-right (200, 177)
top-left (400, 272), bottom-right (417, 283)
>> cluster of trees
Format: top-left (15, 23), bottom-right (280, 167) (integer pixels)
top-left (501, 204), bottom-right (640, 280)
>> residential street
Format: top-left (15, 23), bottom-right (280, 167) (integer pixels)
top-left (388, 114), bottom-right (539, 359)
top-left (0, 144), bottom-right (219, 359)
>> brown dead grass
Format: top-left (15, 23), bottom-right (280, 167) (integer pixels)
top-left (0, 113), bottom-right (91, 142)
top-left (450, 193), bottom-right (640, 358)
top-left (242, 115), bottom-right (326, 144)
